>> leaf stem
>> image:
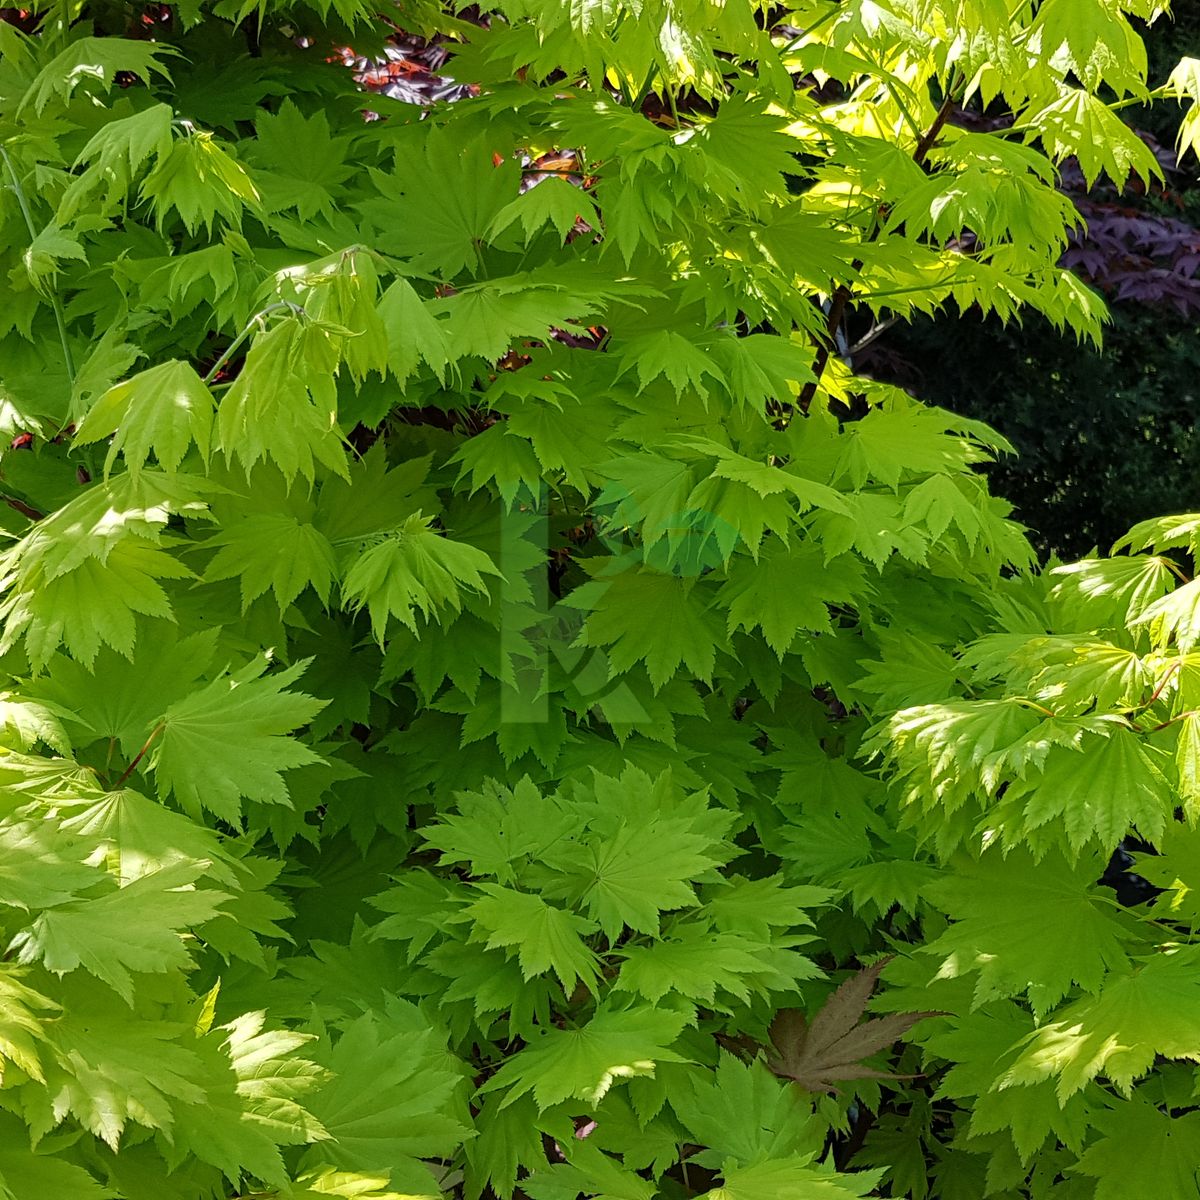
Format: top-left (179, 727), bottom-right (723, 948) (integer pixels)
top-left (1148, 709), bottom-right (1199, 735)
top-left (115, 721), bottom-right (165, 789)
top-left (1, 145), bottom-right (76, 383)
top-left (202, 301), bottom-right (304, 384)
top-left (1162, 556), bottom-right (1193, 585)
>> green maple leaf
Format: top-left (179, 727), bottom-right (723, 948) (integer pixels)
top-left (248, 100), bottom-right (353, 220)
top-left (598, 453), bottom-right (700, 550)
top-left (150, 657), bottom-right (327, 822)
top-left (466, 885), bottom-right (601, 993)
top-left (671, 1055), bottom-right (820, 1169)
top-left (0, 969), bottom-right (57, 1083)
top-left (1003, 945), bottom-right (1200, 1099)
top-left (38, 1000), bottom-right (205, 1146)
top-left (202, 514), bottom-right (338, 611)
top-left (433, 274), bottom-right (610, 363)
top-left (855, 633), bottom-right (962, 710)
top-left (902, 474), bottom-right (986, 546)
top-left (1024, 641), bottom-right (1155, 713)
top-left (30, 625), bottom-right (218, 757)
top-left (314, 444), bottom-right (437, 545)
top-left (702, 1157), bottom-right (883, 1200)
top-left (463, 1093), bottom-right (545, 1200)
top-left (288, 1167), bottom-right (424, 1199)
top-left (925, 848), bottom-right (1139, 1017)
top-left (170, 1013), bottom-right (327, 1187)
top-left (1010, 726), bottom-right (1174, 851)
top-left (815, 493), bottom-right (930, 567)
top-left (568, 567), bottom-right (725, 691)
top-left (835, 404), bottom-right (988, 490)
top-left (422, 777), bottom-right (577, 884)
top-left (361, 134), bottom-right (519, 276)
top-left (301, 1012), bottom-right (465, 1176)
top-left (1049, 555), bottom-right (1176, 628)
top-left (686, 93), bottom-right (800, 206)
top-left (1028, 86), bottom-right (1161, 189)
top-left (340, 514), bottom-right (501, 642)
top-left (10, 861), bottom-right (226, 1002)
top-left (377, 278), bottom-right (450, 382)
top-left (617, 331), bottom-right (725, 398)
top-left (1134, 577), bottom-right (1200, 653)
top-left (0, 1112), bottom-right (113, 1198)
top-left (538, 782), bottom-right (730, 941)
top-left (1137, 824), bottom-right (1200, 918)
top-left (74, 360), bottom-right (215, 475)
top-left (1074, 1095), bottom-right (1200, 1200)
top-left (614, 924), bottom-right (814, 1005)
top-left (0, 693), bottom-right (74, 754)
top-left (481, 1006), bottom-right (689, 1110)
top-left (140, 131), bottom-right (260, 234)
top-left (0, 818), bottom-right (103, 910)
top-left (718, 544), bottom-right (864, 654)
top-left (0, 536), bottom-right (195, 670)
top-left (502, 390), bottom-right (615, 493)
top-left (968, 1075), bottom-right (1090, 1165)
top-left (450, 424), bottom-right (544, 509)
top-left (708, 334), bottom-right (816, 410)
top-left (216, 319), bottom-right (349, 484)
top-left (703, 876), bottom-right (834, 941)
top-left (59, 102), bottom-right (174, 222)
top-left (61, 786), bottom-right (230, 885)
top-left (21, 223), bottom-right (87, 294)
top-left (489, 176), bottom-right (601, 243)
top-left (19, 36), bottom-right (178, 113)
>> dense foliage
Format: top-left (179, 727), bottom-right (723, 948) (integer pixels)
top-left (3, 1), bottom-right (1200, 1198)
top-left (861, 10), bottom-right (1200, 558)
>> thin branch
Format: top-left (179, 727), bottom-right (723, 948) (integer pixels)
top-left (797, 93), bottom-right (957, 411)
top-left (114, 721), bottom-right (165, 789)
top-left (846, 315), bottom-right (900, 358)
top-left (202, 301), bottom-right (303, 384)
top-left (1, 146), bottom-right (76, 383)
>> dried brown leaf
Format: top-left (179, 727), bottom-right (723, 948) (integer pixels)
top-left (766, 957), bottom-right (939, 1095)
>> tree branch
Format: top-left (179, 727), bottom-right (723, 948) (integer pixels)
top-left (798, 93), bottom-right (957, 412)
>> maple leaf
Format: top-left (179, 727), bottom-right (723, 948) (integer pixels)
top-left (340, 513), bottom-right (501, 641)
top-left (1002, 944), bottom-right (1200, 1100)
top-left (170, 1012), bottom-right (327, 1187)
top-left (140, 131), bottom-right (260, 234)
top-left (300, 1012), bottom-right (466, 1177)
top-left (702, 1157), bottom-right (883, 1200)
top-left (150, 657), bottom-right (327, 822)
top-left (215, 318), bottom-right (349, 484)
top-left (489, 176), bottom-right (601, 243)
top-left (466, 885), bottom-right (601, 993)
top-left (74, 359), bottom-right (215, 476)
top-left (0, 1112), bottom-right (115, 1199)
top-left (247, 100), bottom-right (354, 220)
top-left (18, 37), bottom-right (178, 114)
top-left (9, 861), bottom-right (227, 1003)
top-left (202, 513), bottom-right (338, 611)
top-left (1074, 1095), bottom-right (1200, 1200)
top-left (567, 566), bottom-right (726, 691)
top-left (925, 848), bottom-right (1138, 1018)
top-left (480, 1006), bottom-right (689, 1110)
top-left (766, 959), bottom-right (938, 1095)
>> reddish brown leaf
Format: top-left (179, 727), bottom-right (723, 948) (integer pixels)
top-left (766, 958), bottom-right (940, 1095)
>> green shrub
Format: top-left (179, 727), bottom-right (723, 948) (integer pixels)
top-left (1, 1), bottom-right (1199, 1198)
